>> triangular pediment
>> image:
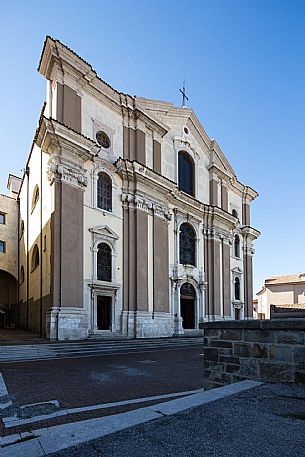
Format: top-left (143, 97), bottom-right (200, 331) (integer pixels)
top-left (232, 267), bottom-right (242, 274)
top-left (89, 225), bottom-right (119, 240)
top-left (137, 98), bottom-right (236, 178)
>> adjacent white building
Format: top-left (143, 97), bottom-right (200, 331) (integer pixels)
top-left (256, 274), bottom-right (305, 319)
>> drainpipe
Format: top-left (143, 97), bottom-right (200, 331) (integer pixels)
top-left (17, 196), bottom-right (20, 328)
top-left (40, 148), bottom-right (43, 336)
top-left (26, 166), bottom-right (30, 329)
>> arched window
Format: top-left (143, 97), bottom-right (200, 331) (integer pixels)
top-left (97, 243), bottom-right (112, 281)
top-left (179, 223), bottom-right (196, 266)
top-left (234, 277), bottom-right (240, 300)
top-left (31, 244), bottom-right (39, 272)
top-left (31, 185), bottom-right (39, 212)
top-left (234, 235), bottom-right (240, 258)
top-left (97, 173), bottom-right (112, 211)
top-left (232, 209), bottom-right (238, 219)
top-left (20, 266), bottom-right (25, 284)
top-left (178, 151), bottom-right (194, 197)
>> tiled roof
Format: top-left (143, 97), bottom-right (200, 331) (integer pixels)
top-left (271, 303), bottom-right (305, 310)
top-left (265, 274), bottom-right (305, 285)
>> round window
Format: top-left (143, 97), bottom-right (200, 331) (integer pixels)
top-left (184, 127), bottom-right (189, 134)
top-left (96, 131), bottom-right (111, 149)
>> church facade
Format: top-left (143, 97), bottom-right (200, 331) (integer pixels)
top-left (16, 37), bottom-right (260, 340)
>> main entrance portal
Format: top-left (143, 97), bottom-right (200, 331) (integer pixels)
top-left (180, 283), bottom-right (196, 329)
top-left (97, 296), bottom-right (112, 330)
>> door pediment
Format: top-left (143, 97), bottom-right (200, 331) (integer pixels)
top-left (89, 225), bottom-right (119, 240)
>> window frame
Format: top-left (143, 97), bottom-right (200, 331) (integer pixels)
top-left (178, 151), bottom-right (195, 197)
top-left (0, 240), bottom-right (6, 253)
top-left (234, 277), bottom-right (240, 301)
top-left (234, 235), bottom-right (240, 258)
top-left (179, 223), bottom-right (196, 267)
top-left (97, 242), bottom-right (112, 282)
top-left (97, 172), bottom-right (112, 212)
top-left (31, 185), bottom-right (40, 213)
top-left (31, 244), bottom-right (40, 272)
top-left (0, 212), bottom-right (6, 225)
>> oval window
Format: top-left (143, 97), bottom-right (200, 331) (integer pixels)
top-left (96, 131), bottom-right (111, 149)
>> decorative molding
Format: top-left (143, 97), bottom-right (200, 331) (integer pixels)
top-left (121, 192), bottom-right (171, 220)
top-left (90, 225), bottom-right (119, 244)
top-left (47, 157), bottom-right (88, 189)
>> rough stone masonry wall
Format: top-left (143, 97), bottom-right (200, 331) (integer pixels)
top-left (200, 320), bottom-right (305, 390)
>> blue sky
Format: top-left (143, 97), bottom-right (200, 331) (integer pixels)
top-left (1, 0), bottom-right (304, 294)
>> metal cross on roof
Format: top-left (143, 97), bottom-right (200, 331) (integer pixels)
top-left (179, 79), bottom-right (189, 108)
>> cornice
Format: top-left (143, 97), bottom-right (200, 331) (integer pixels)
top-left (38, 37), bottom-right (169, 138)
top-left (228, 177), bottom-right (259, 201)
top-left (241, 225), bottom-right (261, 241)
top-left (36, 116), bottom-right (99, 160)
top-left (115, 158), bottom-right (243, 231)
top-left (210, 140), bottom-right (236, 178)
top-left (121, 192), bottom-right (172, 220)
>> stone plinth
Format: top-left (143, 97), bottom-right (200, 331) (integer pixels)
top-left (200, 319), bottom-right (305, 390)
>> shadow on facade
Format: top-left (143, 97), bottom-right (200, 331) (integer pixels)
top-left (0, 269), bottom-right (17, 328)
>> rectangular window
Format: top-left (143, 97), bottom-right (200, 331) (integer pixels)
top-left (43, 234), bottom-right (47, 252)
top-left (0, 213), bottom-right (5, 224)
top-left (0, 241), bottom-right (6, 253)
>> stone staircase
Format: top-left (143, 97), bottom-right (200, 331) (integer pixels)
top-left (0, 337), bottom-right (203, 363)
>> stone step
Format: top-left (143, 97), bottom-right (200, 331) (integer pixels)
top-left (0, 338), bottom-right (203, 362)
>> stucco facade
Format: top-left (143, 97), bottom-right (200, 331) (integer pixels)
top-left (0, 175), bottom-right (21, 327)
top-left (15, 37), bottom-right (260, 340)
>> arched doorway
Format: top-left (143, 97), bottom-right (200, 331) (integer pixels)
top-left (180, 283), bottom-right (196, 329)
top-left (0, 270), bottom-right (17, 328)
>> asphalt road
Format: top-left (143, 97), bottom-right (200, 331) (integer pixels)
top-left (1, 346), bottom-right (203, 419)
top-left (49, 383), bottom-right (305, 457)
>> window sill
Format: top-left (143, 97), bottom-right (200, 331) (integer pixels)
top-left (95, 206), bottom-right (113, 215)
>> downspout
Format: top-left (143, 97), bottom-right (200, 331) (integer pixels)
top-left (244, 233), bottom-right (248, 319)
top-left (40, 147), bottom-right (43, 336)
top-left (26, 166), bottom-right (30, 329)
top-left (17, 196), bottom-right (20, 328)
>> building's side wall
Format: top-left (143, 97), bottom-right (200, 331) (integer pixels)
top-left (0, 195), bottom-right (18, 278)
top-left (0, 194), bottom-right (18, 326)
top-left (18, 145), bottom-right (53, 335)
top-left (266, 284), bottom-right (305, 306)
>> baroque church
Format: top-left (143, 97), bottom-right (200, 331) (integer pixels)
top-left (10, 37), bottom-right (260, 340)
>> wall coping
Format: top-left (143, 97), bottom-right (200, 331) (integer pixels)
top-left (199, 319), bottom-right (305, 330)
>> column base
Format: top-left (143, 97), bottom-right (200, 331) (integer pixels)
top-left (46, 307), bottom-right (88, 341)
top-left (173, 316), bottom-right (184, 335)
top-left (121, 311), bottom-right (174, 338)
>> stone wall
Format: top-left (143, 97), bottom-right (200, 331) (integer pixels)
top-left (200, 320), bottom-right (305, 390)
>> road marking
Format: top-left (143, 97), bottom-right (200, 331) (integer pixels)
top-left (2, 388), bottom-right (204, 428)
top-left (0, 380), bottom-right (262, 456)
top-left (20, 400), bottom-right (60, 410)
top-left (0, 373), bottom-right (12, 409)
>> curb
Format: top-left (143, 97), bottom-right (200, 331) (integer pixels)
top-left (0, 380), bottom-right (262, 456)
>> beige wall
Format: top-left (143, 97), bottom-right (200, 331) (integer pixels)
top-left (257, 281), bottom-right (305, 320)
top-left (0, 194), bottom-right (18, 278)
top-left (18, 144), bottom-right (54, 334)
